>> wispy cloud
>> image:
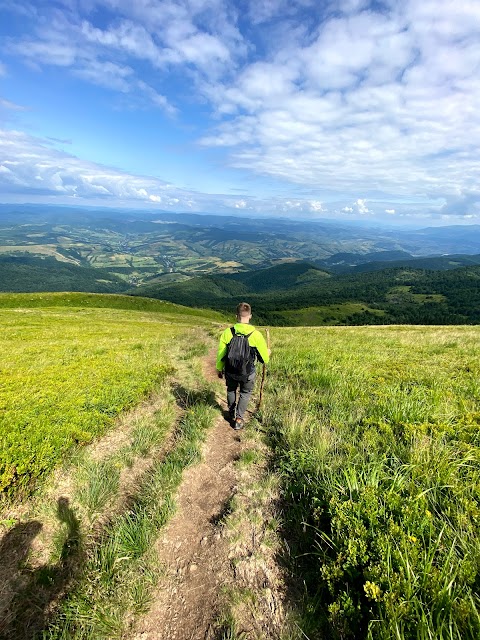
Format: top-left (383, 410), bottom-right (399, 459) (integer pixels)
top-left (0, 129), bottom-right (182, 203)
top-left (0, 128), bottom-right (335, 215)
top-left (0, 98), bottom-right (27, 111)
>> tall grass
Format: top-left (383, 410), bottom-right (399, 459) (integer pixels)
top-left (261, 326), bottom-right (480, 639)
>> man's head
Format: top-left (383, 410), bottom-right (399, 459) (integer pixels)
top-left (236, 302), bottom-right (252, 323)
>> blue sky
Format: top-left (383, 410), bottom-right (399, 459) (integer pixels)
top-left (0, 0), bottom-right (479, 225)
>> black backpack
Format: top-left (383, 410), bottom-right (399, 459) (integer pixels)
top-left (225, 327), bottom-right (255, 381)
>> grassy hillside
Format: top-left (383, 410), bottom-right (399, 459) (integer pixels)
top-left (4, 206), bottom-right (480, 290)
top-left (0, 293), bottom-right (222, 498)
top-left (261, 325), bottom-right (480, 639)
top-left (348, 254), bottom-right (480, 274)
top-left (0, 291), bottom-right (226, 319)
top-left (318, 252), bottom-right (480, 273)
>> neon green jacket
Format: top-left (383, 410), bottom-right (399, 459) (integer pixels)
top-left (216, 323), bottom-right (270, 372)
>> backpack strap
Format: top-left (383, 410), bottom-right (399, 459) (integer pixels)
top-left (230, 327), bottom-right (254, 339)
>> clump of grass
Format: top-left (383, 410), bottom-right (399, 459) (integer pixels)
top-left (75, 460), bottom-right (120, 516)
top-left (238, 449), bottom-right (261, 466)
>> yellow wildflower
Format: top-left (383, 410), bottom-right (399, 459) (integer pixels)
top-left (364, 581), bottom-right (382, 602)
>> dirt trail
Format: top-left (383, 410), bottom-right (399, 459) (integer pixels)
top-left (130, 351), bottom-right (242, 640)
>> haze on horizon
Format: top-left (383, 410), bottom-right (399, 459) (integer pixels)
top-left (0, 0), bottom-right (479, 226)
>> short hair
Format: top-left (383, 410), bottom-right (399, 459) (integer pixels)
top-left (236, 302), bottom-right (251, 318)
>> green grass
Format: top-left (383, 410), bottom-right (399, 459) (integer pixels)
top-left (74, 459), bottom-right (121, 516)
top-left (0, 291), bottom-right (226, 319)
top-left (0, 295), bottom-right (219, 498)
top-left (279, 303), bottom-right (386, 326)
top-left (260, 325), bottom-right (480, 639)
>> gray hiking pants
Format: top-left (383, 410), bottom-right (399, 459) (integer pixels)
top-left (226, 370), bottom-right (256, 420)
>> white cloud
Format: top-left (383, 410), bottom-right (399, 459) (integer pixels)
top-left (355, 199), bottom-right (370, 214)
top-left (197, 1), bottom-right (480, 214)
top-left (0, 98), bottom-right (27, 111)
top-left (342, 199), bottom-right (371, 215)
top-left (74, 59), bottom-right (134, 92)
top-left (309, 200), bottom-right (323, 212)
top-left (0, 128), bottom-right (335, 216)
top-left (2, 0), bottom-right (480, 221)
top-left (0, 129), bottom-right (183, 204)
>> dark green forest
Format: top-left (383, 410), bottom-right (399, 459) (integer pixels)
top-left (132, 262), bottom-right (480, 325)
top-left (0, 257), bottom-right (128, 293)
top-left (1, 255), bottom-right (479, 326)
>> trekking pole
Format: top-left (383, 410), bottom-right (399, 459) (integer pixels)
top-left (257, 327), bottom-right (270, 412)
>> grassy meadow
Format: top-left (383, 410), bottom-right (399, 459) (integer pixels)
top-left (0, 293), bottom-right (221, 498)
top-left (261, 325), bottom-right (480, 639)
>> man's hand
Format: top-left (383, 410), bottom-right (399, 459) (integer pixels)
top-left (217, 370), bottom-right (224, 379)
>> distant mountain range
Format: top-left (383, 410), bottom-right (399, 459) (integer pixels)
top-left (1, 205), bottom-right (480, 326)
top-left (317, 251), bottom-right (480, 273)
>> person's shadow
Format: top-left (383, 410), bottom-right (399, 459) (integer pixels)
top-left (0, 497), bottom-right (82, 640)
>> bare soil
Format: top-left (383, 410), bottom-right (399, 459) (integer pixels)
top-left (130, 352), bottom-right (242, 640)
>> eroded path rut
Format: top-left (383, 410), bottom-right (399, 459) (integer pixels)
top-left (131, 353), bottom-right (241, 640)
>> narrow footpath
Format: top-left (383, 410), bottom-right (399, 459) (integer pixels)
top-left (130, 352), bottom-right (243, 640)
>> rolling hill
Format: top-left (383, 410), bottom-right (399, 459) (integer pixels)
top-left (131, 261), bottom-right (480, 326)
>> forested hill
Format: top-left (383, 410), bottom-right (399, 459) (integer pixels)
top-left (1, 253), bottom-right (480, 327)
top-left (0, 256), bottom-right (129, 293)
top-left (131, 262), bottom-right (480, 326)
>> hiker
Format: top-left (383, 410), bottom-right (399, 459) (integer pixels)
top-left (216, 302), bottom-right (270, 430)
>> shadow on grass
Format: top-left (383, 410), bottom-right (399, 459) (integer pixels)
top-left (172, 382), bottom-right (219, 412)
top-left (0, 497), bottom-right (83, 640)
top-left (258, 415), bottom-right (329, 640)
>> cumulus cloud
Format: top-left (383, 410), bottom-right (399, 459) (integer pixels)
top-left (197, 0), bottom-right (480, 216)
top-left (342, 199), bottom-right (371, 215)
top-left (385, 209), bottom-right (396, 214)
top-left (309, 201), bottom-right (323, 212)
top-left (439, 192), bottom-right (480, 217)
top-left (4, 0), bottom-right (244, 113)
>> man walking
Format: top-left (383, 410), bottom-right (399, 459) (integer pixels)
top-left (216, 302), bottom-right (270, 430)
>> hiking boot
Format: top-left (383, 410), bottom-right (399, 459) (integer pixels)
top-left (233, 417), bottom-right (244, 430)
top-left (228, 410), bottom-right (236, 425)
